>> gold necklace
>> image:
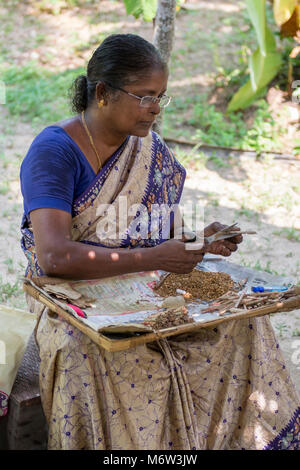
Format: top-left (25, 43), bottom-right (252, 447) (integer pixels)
top-left (81, 111), bottom-right (102, 172)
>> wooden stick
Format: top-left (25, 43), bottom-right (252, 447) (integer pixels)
top-left (153, 272), bottom-right (172, 290)
top-left (235, 291), bottom-right (246, 308)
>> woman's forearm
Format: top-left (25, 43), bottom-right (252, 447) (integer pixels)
top-left (41, 240), bottom-right (157, 280)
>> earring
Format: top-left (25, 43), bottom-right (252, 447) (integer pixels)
top-left (98, 99), bottom-right (104, 108)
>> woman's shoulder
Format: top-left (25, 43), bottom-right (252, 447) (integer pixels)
top-left (25, 118), bottom-right (83, 163)
top-left (30, 116), bottom-right (79, 146)
top-left (21, 123), bottom-right (80, 173)
top-left (28, 125), bottom-right (69, 152)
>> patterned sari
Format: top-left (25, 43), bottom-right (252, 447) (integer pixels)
top-left (22, 131), bottom-right (300, 450)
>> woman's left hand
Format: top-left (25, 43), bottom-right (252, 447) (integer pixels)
top-left (204, 222), bottom-right (243, 257)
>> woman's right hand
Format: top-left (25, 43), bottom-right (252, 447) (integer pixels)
top-left (152, 238), bottom-right (205, 274)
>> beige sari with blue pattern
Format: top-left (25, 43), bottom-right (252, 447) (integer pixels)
top-left (23, 131), bottom-right (300, 450)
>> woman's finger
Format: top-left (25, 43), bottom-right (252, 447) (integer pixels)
top-left (222, 240), bottom-right (238, 252)
top-left (220, 246), bottom-right (232, 257)
top-left (226, 228), bottom-right (243, 244)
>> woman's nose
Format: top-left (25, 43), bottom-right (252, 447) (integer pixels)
top-left (150, 101), bottom-right (161, 115)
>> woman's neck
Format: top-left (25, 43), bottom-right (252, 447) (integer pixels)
top-left (83, 107), bottom-right (128, 149)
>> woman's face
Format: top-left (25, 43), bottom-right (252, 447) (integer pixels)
top-left (103, 68), bottom-right (169, 138)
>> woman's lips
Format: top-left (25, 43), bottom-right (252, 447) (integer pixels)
top-left (139, 121), bottom-right (155, 126)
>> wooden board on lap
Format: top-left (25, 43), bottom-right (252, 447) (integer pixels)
top-left (23, 281), bottom-right (300, 352)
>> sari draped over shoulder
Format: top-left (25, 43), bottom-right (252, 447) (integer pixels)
top-left (22, 131), bottom-right (300, 450)
top-left (21, 131), bottom-right (186, 277)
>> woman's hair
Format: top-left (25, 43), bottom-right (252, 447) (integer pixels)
top-left (70, 34), bottom-right (167, 113)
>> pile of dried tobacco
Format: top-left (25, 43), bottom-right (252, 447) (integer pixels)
top-left (155, 270), bottom-right (233, 301)
top-left (143, 306), bottom-right (195, 330)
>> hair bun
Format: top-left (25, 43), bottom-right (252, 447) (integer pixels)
top-left (70, 75), bottom-right (88, 113)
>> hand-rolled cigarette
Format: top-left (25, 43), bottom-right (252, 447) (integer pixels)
top-left (176, 289), bottom-right (187, 295)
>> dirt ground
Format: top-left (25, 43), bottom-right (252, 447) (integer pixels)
top-left (0, 0), bottom-right (299, 396)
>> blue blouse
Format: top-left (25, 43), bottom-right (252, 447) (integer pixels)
top-left (20, 126), bottom-right (97, 217)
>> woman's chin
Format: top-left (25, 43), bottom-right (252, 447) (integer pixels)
top-left (133, 127), bottom-right (153, 138)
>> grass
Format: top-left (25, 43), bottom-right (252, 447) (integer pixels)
top-left (274, 322), bottom-right (289, 338)
top-left (0, 62), bottom-right (84, 130)
top-left (273, 228), bottom-right (300, 243)
top-left (164, 94), bottom-right (284, 154)
top-left (235, 206), bottom-right (255, 219)
top-left (293, 138), bottom-right (300, 153)
top-left (0, 276), bottom-right (23, 303)
top-left (173, 146), bottom-right (232, 171)
top-left (3, 257), bottom-right (14, 274)
top-left (240, 258), bottom-right (286, 277)
top-left (0, 3), bottom-right (291, 155)
top-left (252, 260), bottom-right (276, 275)
top-left (0, 151), bottom-right (10, 169)
top-left (171, 146), bottom-right (209, 170)
top-left (0, 182), bottom-right (10, 195)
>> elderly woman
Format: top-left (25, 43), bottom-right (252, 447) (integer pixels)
top-left (20, 34), bottom-right (299, 450)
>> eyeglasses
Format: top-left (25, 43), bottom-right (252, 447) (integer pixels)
top-left (105, 83), bottom-right (171, 108)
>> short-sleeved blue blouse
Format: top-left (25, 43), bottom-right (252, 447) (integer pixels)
top-left (20, 126), bottom-right (97, 217)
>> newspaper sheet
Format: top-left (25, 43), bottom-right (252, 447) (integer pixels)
top-left (25, 256), bottom-right (295, 333)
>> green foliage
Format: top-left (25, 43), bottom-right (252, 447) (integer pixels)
top-left (186, 94), bottom-right (246, 147)
top-left (245, 0), bottom-right (268, 55)
top-left (273, 227), bottom-right (300, 242)
top-left (181, 94), bottom-right (281, 153)
top-left (0, 277), bottom-right (23, 302)
top-left (123, 0), bottom-right (157, 21)
top-left (214, 66), bottom-right (248, 90)
top-left (241, 100), bottom-right (283, 152)
top-left (0, 179), bottom-right (10, 195)
top-left (275, 322), bottom-right (289, 337)
top-left (228, 0), bottom-right (282, 111)
top-left (207, 152), bottom-right (230, 168)
top-left (293, 138), bottom-right (300, 156)
top-left (0, 62), bottom-right (84, 128)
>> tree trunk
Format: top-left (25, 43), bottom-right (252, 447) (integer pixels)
top-left (152, 0), bottom-right (177, 136)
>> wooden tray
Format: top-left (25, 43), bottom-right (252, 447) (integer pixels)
top-left (23, 282), bottom-right (300, 352)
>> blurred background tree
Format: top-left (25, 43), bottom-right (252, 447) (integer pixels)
top-left (123, 0), bottom-right (177, 133)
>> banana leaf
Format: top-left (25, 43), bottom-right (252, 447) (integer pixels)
top-left (249, 48), bottom-right (282, 92)
top-left (227, 2), bottom-right (282, 111)
top-left (228, 47), bottom-right (281, 111)
top-left (245, 0), bottom-right (267, 55)
top-left (227, 81), bottom-right (267, 112)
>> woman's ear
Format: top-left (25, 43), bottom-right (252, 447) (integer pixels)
top-left (95, 81), bottom-right (107, 105)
